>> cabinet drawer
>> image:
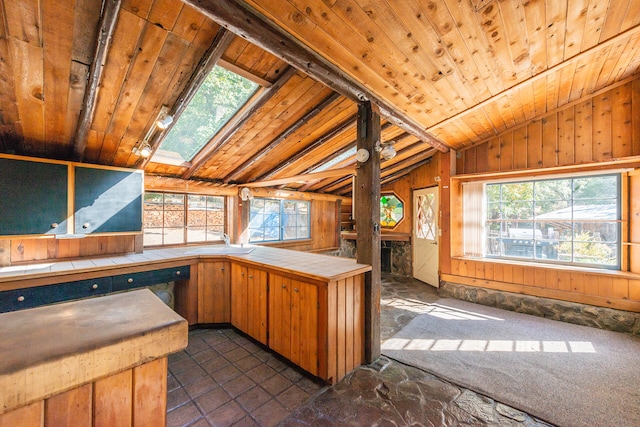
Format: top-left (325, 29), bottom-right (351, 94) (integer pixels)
top-left (0, 277), bottom-right (112, 313)
top-left (112, 265), bottom-right (190, 291)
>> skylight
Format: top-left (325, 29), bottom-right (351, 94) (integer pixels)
top-left (153, 65), bottom-right (259, 164)
top-left (313, 146), bottom-right (356, 172)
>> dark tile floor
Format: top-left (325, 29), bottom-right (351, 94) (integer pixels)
top-left (167, 274), bottom-right (553, 427)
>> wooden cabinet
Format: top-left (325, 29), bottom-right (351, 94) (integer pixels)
top-left (74, 166), bottom-right (143, 234)
top-left (198, 261), bottom-right (230, 323)
top-left (0, 157), bottom-right (69, 235)
top-left (269, 273), bottom-right (319, 376)
top-left (231, 263), bottom-right (268, 345)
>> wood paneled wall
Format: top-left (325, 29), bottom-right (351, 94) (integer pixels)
top-left (449, 77), bottom-right (640, 312)
top-left (457, 79), bottom-right (640, 174)
top-left (0, 234), bottom-right (140, 266)
top-left (380, 154), bottom-right (441, 235)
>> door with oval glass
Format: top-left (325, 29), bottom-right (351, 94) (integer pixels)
top-left (413, 186), bottom-right (439, 287)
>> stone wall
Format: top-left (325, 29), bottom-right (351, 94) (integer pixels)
top-left (334, 238), bottom-right (412, 277)
top-left (441, 281), bottom-right (640, 337)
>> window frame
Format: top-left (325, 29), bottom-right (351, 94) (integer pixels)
top-left (461, 172), bottom-right (622, 270)
top-left (143, 192), bottom-right (226, 247)
top-left (248, 198), bottom-right (311, 243)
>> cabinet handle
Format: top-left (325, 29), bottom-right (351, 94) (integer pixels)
top-left (17, 295), bottom-right (25, 302)
top-left (127, 278), bottom-right (134, 283)
top-left (50, 223), bottom-right (58, 229)
top-left (241, 272), bottom-right (244, 277)
top-left (92, 284), bottom-right (98, 290)
top-left (294, 288), bottom-right (299, 293)
top-left (282, 285), bottom-right (286, 289)
top-left (221, 267), bottom-right (225, 271)
top-left (176, 270), bottom-right (181, 275)
top-left (249, 275), bottom-right (253, 278)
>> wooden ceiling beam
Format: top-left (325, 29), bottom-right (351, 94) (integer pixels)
top-left (240, 166), bottom-right (355, 188)
top-left (182, 0), bottom-right (449, 153)
top-left (223, 92), bottom-right (342, 183)
top-left (255, 113), bottom-right (357, 181)
top-left (141, 27), bottom-right (236, 168)
top-left (182, 65), bottom-right (298, 179)
top-left (73, 0), bottom-right (122, 161)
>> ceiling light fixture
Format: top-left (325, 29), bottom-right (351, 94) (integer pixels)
top-left (375, 140), bottom-right (396, 161)
top-left (156, 106), bottom-right (174, 130)
top-left (132, 106), bottom-right (173, 157)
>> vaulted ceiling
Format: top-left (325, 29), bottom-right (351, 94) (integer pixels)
top-left (0, 0), bottom-right (639, 196)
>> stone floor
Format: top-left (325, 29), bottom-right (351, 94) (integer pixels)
top-left (167, 273), bottom-right (555, 426)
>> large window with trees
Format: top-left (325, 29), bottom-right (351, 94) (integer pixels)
top-left (249, 198), bottom-right (310, 243)
top-left (152, 65), bottom-right (259, 164)
top-left (144, 192), bottom-right (225, 246)
top-left (464, 173), bottom-right (620, 269)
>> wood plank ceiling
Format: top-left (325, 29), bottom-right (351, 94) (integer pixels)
top-left (0, 0), bottom-right (639, 196)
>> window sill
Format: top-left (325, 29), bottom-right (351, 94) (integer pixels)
top-left (452, 256), bottom-right (640, 280)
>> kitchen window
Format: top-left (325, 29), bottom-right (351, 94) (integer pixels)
top-left (144, 192), bottom-right (225, 246)
top-left (463, 173), bottom-right (621, 269)
top-left (249, 198), bottom-right (310, 243)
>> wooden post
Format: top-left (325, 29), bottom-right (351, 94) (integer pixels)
top-left (355, 102), bottom-right (381, 363)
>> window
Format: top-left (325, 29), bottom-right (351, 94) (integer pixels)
top-left (152, 65), bottom-right (259, 164)
top-left (464, 173), bottom-right (620, 268)
top-left (249, 198), bottom-right (310, 242)
top-left (380, 193), bottom-right (404, 228)
top-left (144, 192), bottom-right (225, 246)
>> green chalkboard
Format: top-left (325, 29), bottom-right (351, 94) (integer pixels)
top-left (74, 167), bottom-right (143, 234)
top-left (0, 158), bottom-right (69, 235)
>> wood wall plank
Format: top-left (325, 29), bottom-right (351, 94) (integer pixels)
top-left (133, 357), bottom-right (167, 427)
top-left (93, 369), bottom-right (132, 427)
top-left (0, 401), bottom-right (43, 427)
top-left (44, 383), bottom-right (91, 427)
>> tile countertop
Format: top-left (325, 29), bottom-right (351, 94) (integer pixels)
top-left (0, 245), bottom-right (372, 286)
top-left (0, 289), bottom-right (188, 414)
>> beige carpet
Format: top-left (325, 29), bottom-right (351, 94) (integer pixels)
top-left (382, 298), bottom-right (640, 427)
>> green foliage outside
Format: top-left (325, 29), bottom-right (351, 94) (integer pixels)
top-left (485, 175), bottom-right (619, 266)
top-left (158, 66), bottom-right (258, 161)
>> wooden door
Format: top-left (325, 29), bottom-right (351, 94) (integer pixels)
top-left (198, 261), bottom-right (230, 323)
top-left (269, 274), bottom-right (292, 359)
top-left (246, 266), bottom-right (268, 344)
top-left (291, 279), bottom-right (318, 376)
top-left (413, 187), bottom-right (440, 287)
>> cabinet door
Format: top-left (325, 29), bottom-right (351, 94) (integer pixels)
top-left (291, 279), bottom-right (319, 376)
top-left (245, 267), bottom-right (268, 345)
top-left (268, 274), bottom-right (319, 376)
top-left (269, 274), bottom-right (292, 359)
top-left (0, 158), bottom-right (68, 235)
top-left (198, 261), bottom-right (230, 323)
top-left (231, 263), bottom-right (267, 345)
top-left (231, 264), bottom-right (247, 332)
top-left (74, 166), bottom-right (143, 234)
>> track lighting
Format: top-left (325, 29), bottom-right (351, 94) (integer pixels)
top-left (132, 106), bottom-right (172, 157)
top-left (132, 142), bottom-right (152, 158)
top-left (156, 107), bottom-right (173, 129)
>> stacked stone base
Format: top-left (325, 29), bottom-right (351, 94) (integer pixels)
top-left (440, 282), bottom-right (640, 337)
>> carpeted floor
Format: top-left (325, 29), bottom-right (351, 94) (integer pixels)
top-left (382, 298), bottom-right (640, 427)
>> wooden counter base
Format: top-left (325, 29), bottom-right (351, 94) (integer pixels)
top-left (0, 289), bottom-right (188, 420)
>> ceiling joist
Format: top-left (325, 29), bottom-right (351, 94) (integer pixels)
top-left (241, 166), bottom-right (355, 188)
top-left (73, 0), bottom-right (122, 161)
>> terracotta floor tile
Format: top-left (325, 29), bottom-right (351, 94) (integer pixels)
top-left (261, 374), bottom-right (292, 396)
top-left (234, 354), bottom-right (263, 372)
top-left (167, 387), bottom-right (190, 412)
top-left (224, 347), bottom-right (251, 363)
top-left (276, 384), bottom-right (310, 410)
top-left (211, 364), bottom-right (241, 384)
top-left (166, 402), bottom-right (203, 427)
top-left (183, 375), bottom-right (218, 399)
top-left (200, 356), bottom-right (230, 375)
top-left (246, 364), bottom-right (277, 383)
top-left (194, 387), bottom-right (232, 415)
top-left (169, 355), bottom-right (197, 375)
top-left (207, 400), bottom-right (247, 427)
top-left (251, 399), bottom-right (288, 427)
top-left (235, 386), bottom-right (272, 412)
top-left (174, 365), bottom-right (208, 387)
top-left (222, 374), bottom-right (256, 398)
